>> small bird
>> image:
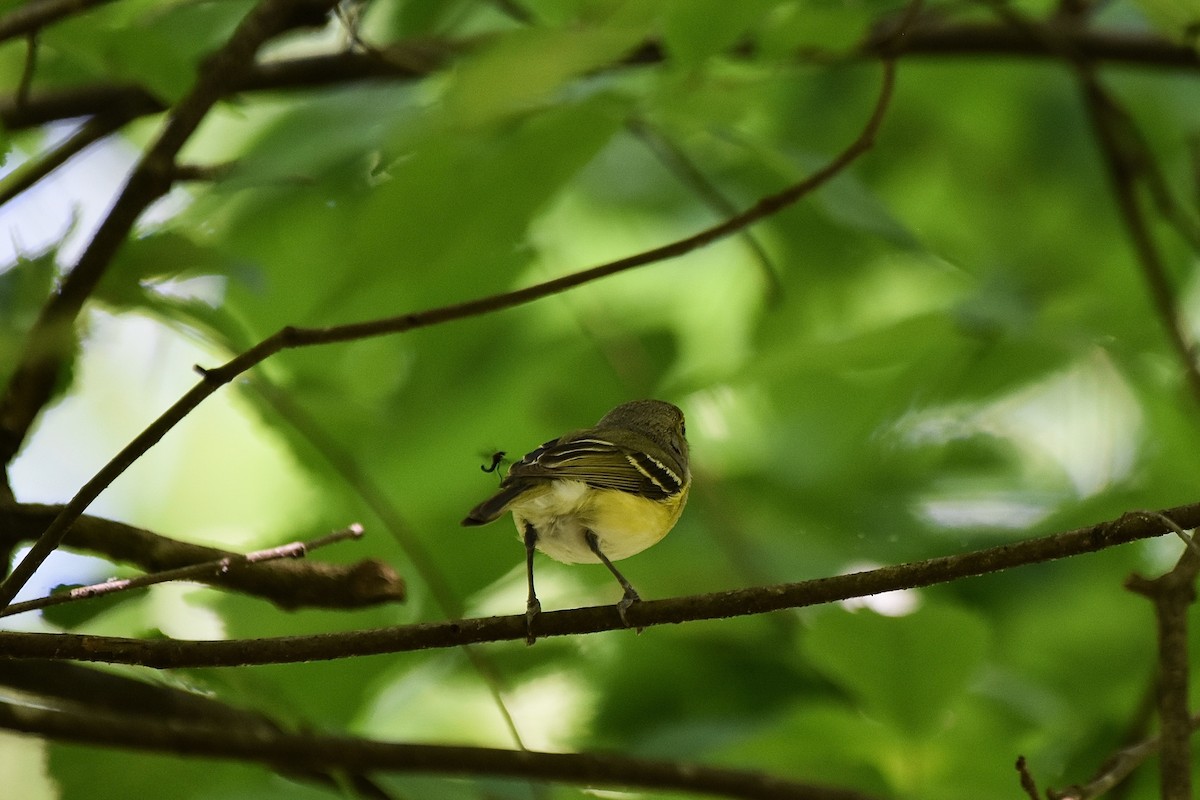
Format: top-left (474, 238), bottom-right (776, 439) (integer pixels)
top-left (462, 399), bottom-right (691, 643)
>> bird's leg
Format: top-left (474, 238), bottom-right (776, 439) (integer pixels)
top-left (585, 530), bottom-right (641, 628)
top-left (523, 522), bottom-right (541, 645)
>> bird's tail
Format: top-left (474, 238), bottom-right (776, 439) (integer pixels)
top-left (461, 485), bottom-right (526, 526)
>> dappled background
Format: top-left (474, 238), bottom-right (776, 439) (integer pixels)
top-left (1, 0), bottom-right (1198, 797)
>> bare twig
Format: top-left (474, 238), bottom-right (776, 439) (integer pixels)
top-left (0, 524), bottom-right (365, 618)
top-left (0, 59), bottom-right (897, 610)
top-left (0, 504), bottom-right (405, 610)
top-left (0, 501), bottom-right (1193, 669)
top-left (0, 700), bottom-right (881, 800)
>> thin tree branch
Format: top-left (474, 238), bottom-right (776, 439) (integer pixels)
top-left (0, 59), bottom-right (897, 610)
top-left (0, 501), bottom-right (1193, 669)
top-left (0, 24), bottom-right (1194, 133)
top-left (0, 0), bottom-right (337, 471)
top-left (0, 504), bottom-right (405, 610)
top-left (0, 524), bottom-right (366, 618)
top-left (0, 700), bottom-right (881, 800)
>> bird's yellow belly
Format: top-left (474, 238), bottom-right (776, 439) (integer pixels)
top-left (511, 480), bottom-right (687, 564)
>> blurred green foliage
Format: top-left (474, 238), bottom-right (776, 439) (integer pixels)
top-left (1, 0), bottom-right (1198, 798)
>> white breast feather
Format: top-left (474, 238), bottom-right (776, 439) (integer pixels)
top-left (509, 480), bottom-right (678, 564)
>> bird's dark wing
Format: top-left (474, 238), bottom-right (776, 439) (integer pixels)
top-left (505, 436), bottom-right (684, 499)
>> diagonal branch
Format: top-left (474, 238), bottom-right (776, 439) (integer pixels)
top-left (0, 504), bottom-right (405, 610)
top-left (0, 59), bottom-right (897, 610)
top-left (0, 500), bottom-right (1193, 669)
top-left (0, 699), bottom-right (880, 800)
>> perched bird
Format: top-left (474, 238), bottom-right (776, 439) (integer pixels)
top-left (462, 399), bottom-right (691, 642)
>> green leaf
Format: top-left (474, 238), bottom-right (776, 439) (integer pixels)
top-left (0, 251), bottom-right (58, 390)
top-left (101, 231), bottom-right (235, 295)
top-left (42, 0), bottom-right (252, 104)
top-left (804, 604), bottom-right (990, 736)
top-left (442, 24), bottom-right (648, 127)
top-left (0, 251), bottom-right (55, 328)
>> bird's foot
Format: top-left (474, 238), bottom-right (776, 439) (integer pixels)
top-left (616, 589), bottom-right (642, 633)
top-left (525, 598), bottom-right (542, 646)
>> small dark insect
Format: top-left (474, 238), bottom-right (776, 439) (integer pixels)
top-left (481, 451), bottom-right (506, 473)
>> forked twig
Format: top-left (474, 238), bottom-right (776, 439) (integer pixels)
top-left (0, 524), bottom-right (364, 618)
